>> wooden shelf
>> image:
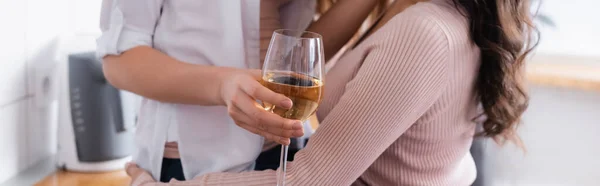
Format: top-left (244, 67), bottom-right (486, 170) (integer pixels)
top-left (526, 55), bottom-right (600, 92)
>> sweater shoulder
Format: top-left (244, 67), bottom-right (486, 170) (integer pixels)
top-left (383, 1), bottom-right (470, 49)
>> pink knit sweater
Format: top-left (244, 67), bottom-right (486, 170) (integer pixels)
top-left (148, 0), bottom-right (481, 185)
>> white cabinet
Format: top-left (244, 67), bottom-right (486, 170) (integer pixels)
top-left (0, 102), bottom-right (29, 183)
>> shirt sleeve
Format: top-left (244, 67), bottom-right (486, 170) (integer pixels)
top-left (157, 14), bottom-right (451, 186)
top-left (96, 0), bottom-right (164, 59)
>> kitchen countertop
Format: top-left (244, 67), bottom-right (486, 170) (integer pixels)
top-left (34, 170), bottom-right (130, 186)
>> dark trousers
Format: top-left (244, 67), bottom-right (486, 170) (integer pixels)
top-left (159, 148), bottom-right (300, 182)
top-left (160, 158), bottom-right (185, 182)
top-left (254, 145), bottom-right (301, 171)
top-left (159, 139), bottom-right (308, 182)
top-left (254, 138), bottom-right (308, 171)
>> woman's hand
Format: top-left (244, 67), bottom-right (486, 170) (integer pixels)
top-left (125, 163), bottom-right (160, 186)
top-left (219, 69), bottom-right (304, 145)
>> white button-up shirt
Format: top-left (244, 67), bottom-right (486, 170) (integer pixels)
top-left (96, 0), bottom-right (315, 180)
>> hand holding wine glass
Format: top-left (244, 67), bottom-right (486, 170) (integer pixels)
top-left (219, 68), bottom-right (305, 145)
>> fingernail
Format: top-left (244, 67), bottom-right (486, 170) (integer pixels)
top-left (280, 100), bottom-right (293, 109)
top-left (291, 121), bottom-right (302, 129)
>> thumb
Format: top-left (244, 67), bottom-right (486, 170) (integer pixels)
top-left (125, 162), bottom-right (142, 177)
top-left (125, 163), bottom-right (159, 186)
top-left (248, 69), bottom-right (262, 80)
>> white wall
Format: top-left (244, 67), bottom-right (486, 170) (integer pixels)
top-left (536, 0), bottom-right (600, 58)
top-left (0, 0), bottom-right (101, 183)
top-left (474, 85), bottom-right (600, 186)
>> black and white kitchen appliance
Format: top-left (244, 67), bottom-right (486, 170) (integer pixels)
top-left (55, 34), bottom-right (138, 172)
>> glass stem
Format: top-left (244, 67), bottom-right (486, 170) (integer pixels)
top-left (277, 144), bottom-right (289, 186)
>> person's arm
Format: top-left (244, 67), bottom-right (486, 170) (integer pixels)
top-left (99, 0), bottom-right (230, 105)
top-left (98, 0), bottom-right (303, 144)
top-left (307, 0), bottom-right (379, 61)
top-left (104, 47), bottom-right (240, 106)
top-left (124, 14), bottom-right (451, 186)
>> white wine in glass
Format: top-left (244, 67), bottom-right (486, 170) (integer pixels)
top-left (261, 29), bottom-right (324, 186)
top-left (261, 71), bottom-right (323, 121)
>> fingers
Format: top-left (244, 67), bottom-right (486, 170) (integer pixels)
top-left (230, 105), bottom-right (288, 144)
top-left (125, 163), bottom-right (143, 177)
top-left (125, 163), bottom-right (158, 186)
top-left (240, 79), bottom-right (294, 110)
top-left (247, 69), bottom-right (262, 79)
top-left (259, 111), bottom-right (304, 137)
top-left (231, 93), bottom-right (303, 131)
top-left (229, 104), bottom-right (303, 144)
top-left (225, 74), bottom-right (305, 145)
top-left (236, 120), bottom-right (291, 145)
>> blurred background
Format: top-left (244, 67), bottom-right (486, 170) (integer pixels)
top-left (0, 0), bottom-right (598, 185)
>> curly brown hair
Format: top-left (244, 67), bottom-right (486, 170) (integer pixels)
top-left (451, 0), bottom-right (538, 143)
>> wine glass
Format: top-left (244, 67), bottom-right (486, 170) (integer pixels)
top-left (260, 29), bottom-right (324, 186)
